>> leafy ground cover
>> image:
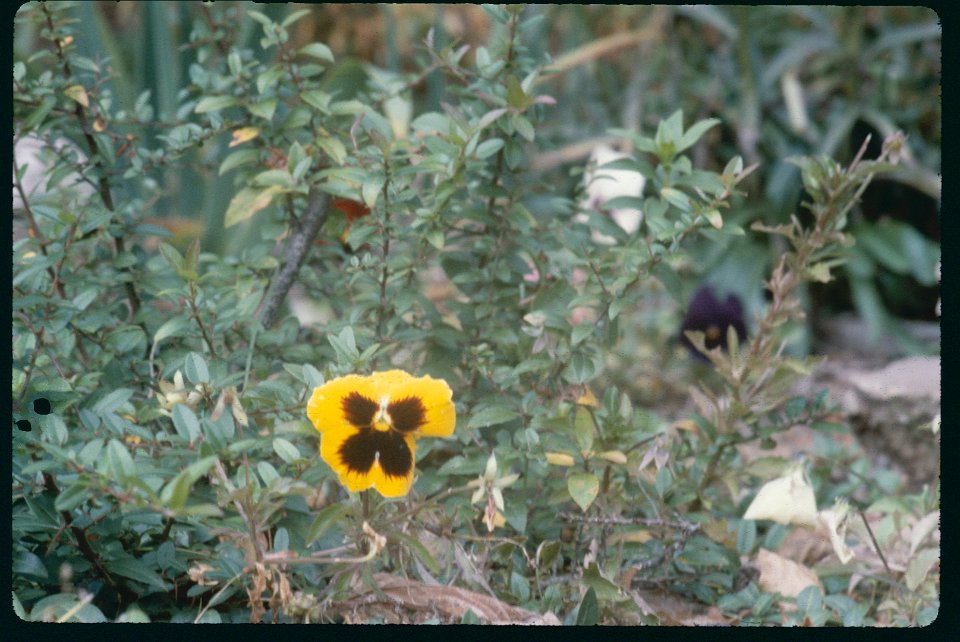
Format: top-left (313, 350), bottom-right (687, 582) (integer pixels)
top-left (12, 3), bottom-right (939, 625)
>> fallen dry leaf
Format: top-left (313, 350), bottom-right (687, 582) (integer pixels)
top-left (336, 573), bottom-right (561, 625)
top-left (756, 548), bottom-right (823, 602)
top-left (632, 587), bottom-right (732, 626)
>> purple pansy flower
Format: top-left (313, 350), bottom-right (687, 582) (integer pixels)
top-left (679, 286), bottom-right (748, 361)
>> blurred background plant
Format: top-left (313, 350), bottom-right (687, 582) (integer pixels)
top-left (13, 2), bottom-right (938, 625)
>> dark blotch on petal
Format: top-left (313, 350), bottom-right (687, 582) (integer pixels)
top-left (680, 286), bottom-right (748, 361)
top-left (388, 396), bottom-right (426, 433)
top-left (338, 428), bottom-right (413, 478)
top-left (342, 391), bottom-right (378, 428)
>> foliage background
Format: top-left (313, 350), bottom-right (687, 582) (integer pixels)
top-left (12, 3), bottom-right (939, 626)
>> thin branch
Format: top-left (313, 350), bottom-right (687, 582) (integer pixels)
top-left (258, 188), bottom-right (330, 328)
top-left (187, 281), bottom-right (218, 359)
top-left (42, 3), bottom-right (143, 321)
top-left (376, 157), bottom-right (393, 341)
top-left (41, 472), bottom-right (131, 598)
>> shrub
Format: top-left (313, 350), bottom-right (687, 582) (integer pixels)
top-left (13, 3), bottom-right (938, 625)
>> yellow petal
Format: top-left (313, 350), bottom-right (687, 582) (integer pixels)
top-left (307, 374), bottom-right (382, 434)
top-left (319, 423), bottom-right (415, 498)
top-left (307, 370), bottom-right (455, 498)
top-left (374, 370), bottom-right (455, 437)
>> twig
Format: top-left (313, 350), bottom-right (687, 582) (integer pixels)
top-left (258, 188), bottom-right (330, 328)
top-left (187, 281), bottom-right (218, 359)
top-left (41, 472), bottom-right (128, 597)
top-left (858, 508), bottom-right (892, 576)
top-left (376, 155), bottom-right (393, 341)
top-left (42, 3), bottom-right (142, 321)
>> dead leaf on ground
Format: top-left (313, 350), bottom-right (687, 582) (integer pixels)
top-left (334, 573), bottom-right (561, 624)
top-left (756, 548), bottom-right (823, 607)
top-left (777, 525), bottom-right (835, 567)
top-left (632, 587), bottom-right (731, 626)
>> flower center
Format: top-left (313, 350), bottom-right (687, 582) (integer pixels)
top-left (372, 397), bottom-right (393, 432)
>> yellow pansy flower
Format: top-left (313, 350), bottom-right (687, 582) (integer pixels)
top-left (306, 370), bottom-right (455, 498)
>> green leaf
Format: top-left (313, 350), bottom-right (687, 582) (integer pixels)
top-left (219, 149), bottom-right (259, 176)
top-left (300, 89), bottom-right (331, 113)
top-left (258, 461), bottom-right (280, 486)
top-left (317, 134), bottom-right (347, 164)
top-left (256, 65), bottom-right (286, 94)
top-left (677, 117), bottom-right (721, 153)
top-left (160, 455), bottom-right (218, 511)
top-left (571, 323), bottom-right (594, 346)
top-left (361, 176), bottom-right (384, 208)
top-left (224, 185), bottom-right (286, 228)
top-left (905, 547), bottom-right (939, 591)
top-left (654, 466), bottom-right (673, 498)
top-left (22, 95), bottom-right (57, 132)
top-left (656, 109), bottom-right (684, 150)
top-left (736, 519), bottom-right (757, 555)
top-left (252, 168), bottom-right (295, 188)
top-left (77, 438), bottom-right (104, 467)
top-left (506, 75), bottom-right (530, 109)
top-left (194, 95), bottom-right (240, 114)
top-left (183, 352), bottom-right (210, 384)
top-left (327, 325), bottom-right (359, 363)
top-left (573, 406), bottom-right (595, 455)
top-left (581, 562), bottom-right (628, 602)
top-left (179, 503), bottom-right (224, 518)
top-left (152, 316), bottom-right (189, 344)
top-left (171, 404), bottom-right (201, 443)
top-left (116, 606), bottom-right (151, 623)
top-left (299, 42), bottom-right (334, 62)
top-left (281, 8), bottom-right (311, 28)
top-left (105, 439), bottom-right (136, 480)
top-left (272, 437), bottom-right (301, 464)
top-left (106, 556), bottom-right (172, 591)
top-left (795, 585), bottom-right (823, 613)
top-left (512, 114), bottom-right (535, 142)
top-left (40, 415), bottom-right (68, 446)
top-left (302, 364), bottom-right (325, 389)
top-left (391, 531), bottom-right (441, 575)
top-left (576, 587), bottom-right (599, 625)
top-left (567, 472), bottom-right (600, 511)
top-left (14, 552), bottom-right (49, 581)
top-left (55, 481), bottom-right (92, 512)
top-left (474, 138), bottom-right (505, 159)
top-left (467, 406), bottom-right (520, 429)
top-left (703, 208), bottom-right (723, 229)
top-left (158, 242), bottom-right (184, 272)
top-left (659, 187), bottom-right (691, 212)
top-left (248, 98), bottom-right (278, 121)
top-left (306, 503), bottom-right (350, 545)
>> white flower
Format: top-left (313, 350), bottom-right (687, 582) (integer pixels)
top-left (577, 144), bottom-right (645, 244)
top-left (817, 499), bottom-right (854, 564)
top-left (743, 460), bottom-right (818, 528)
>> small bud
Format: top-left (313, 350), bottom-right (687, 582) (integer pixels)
top-left (484, 452), bottom-right (498, 481)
